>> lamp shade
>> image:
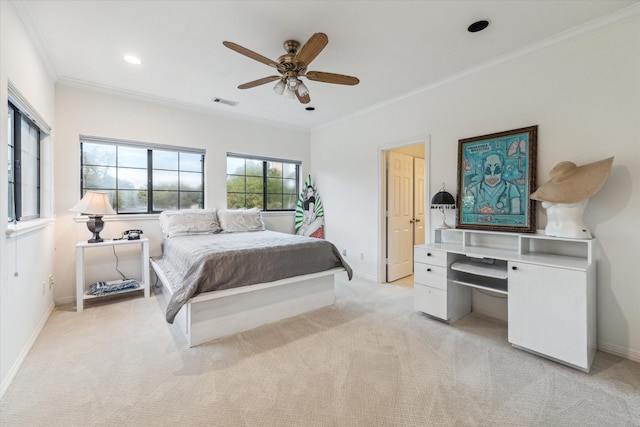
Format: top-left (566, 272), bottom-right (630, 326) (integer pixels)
top-left (297, 81), bottom-right (309, 97)
top-left (70, 191), bottom-right (116, 215)
top-left (283, 85), bottom-right (296, 99)
top-left (430, 190), bottom-right (456, 208)
top-left (431, 184), bottom-right (456, 229)
top-left (273, 79), bottom-right (286, 95)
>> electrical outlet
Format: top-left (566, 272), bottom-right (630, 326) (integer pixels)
top-left (360, 253), bottom-right (364, 260)
top-left (42, 282), bottom-right (46, 295)
top-left (342, 249), bottom-right (347, 256)
top-left (49, 274), bottom-right (55, 288)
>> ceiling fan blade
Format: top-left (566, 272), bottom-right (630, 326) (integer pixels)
top-left (294, 33), bottom-right (328, 67)
top-left (305, 71), bottom-right (360, 86)
top-left (223, 41), bottom-right (283, 71)
top-left (296, 90), bottom-right (311, 104)
top-left (238, 76), bottom-right (281, 89)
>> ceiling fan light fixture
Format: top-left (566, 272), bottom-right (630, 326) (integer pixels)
top-left (283, 85), bottom-right (296, 99)
top-left (297, 81), bottom-right (309, 97)
top-left (224, 32), bottom-right (359, 104)
top-left (273, 79), bottom-right (286, 95)
top-left (287, 77), bottom-right (299, 88)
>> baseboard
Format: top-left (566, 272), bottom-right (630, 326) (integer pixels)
top-left (54, 295), bottom-right (75, 306)
top-left (597, 340), bottom-right (640, 363)
top-left (353, 271), bottom-right (377, 282)
top-left (1, 302), bottom-right (55, 398)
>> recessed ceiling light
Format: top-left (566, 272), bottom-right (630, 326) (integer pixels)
top-left (124, 55), bottom-right (142, 65)
top-left (468, 20), bottom-right (490, 33)
top-left (305, 107), bottom-right (315, 111)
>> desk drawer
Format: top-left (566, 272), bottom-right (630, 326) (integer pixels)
top-left (414, 264), bottom-right (447, 290)
top-left (414, 283), bottom-right (447, 320)
top-left (414, 247), bottom-right (447, 267)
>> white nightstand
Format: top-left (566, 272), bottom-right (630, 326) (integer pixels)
top-left (75, 238), bottom-right (150, 312)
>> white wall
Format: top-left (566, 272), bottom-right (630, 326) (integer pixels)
top-left (0, 1), bottom-right (57, 395)
top-left (311, 15), bottom-right (640, 359)
top-left (54, 85), bottom-right (310, 304)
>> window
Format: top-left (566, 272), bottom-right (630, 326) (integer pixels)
top-left (226, 154), bottom-right (300, 211)
top-left (8, 101), bottom-right (41, 222)
top-left (80, 137), bottom-right (205, 213)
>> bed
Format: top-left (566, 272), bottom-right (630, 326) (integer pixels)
top-left (150, 208), bottom-right (352, 347)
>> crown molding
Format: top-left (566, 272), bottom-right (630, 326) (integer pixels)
top-left (56, 77), bottom-right (309, 133)
top-left (11, 0), bottom-right (58, 81)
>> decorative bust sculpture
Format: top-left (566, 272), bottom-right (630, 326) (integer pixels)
top-left (530, 156), bottom-right (613, 239)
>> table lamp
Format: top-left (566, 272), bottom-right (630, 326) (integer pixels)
top-left (70, 191), bottom-right (116, 243)
top-left (431, 183), bottom-right (456, 229)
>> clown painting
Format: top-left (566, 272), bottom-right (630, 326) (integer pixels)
top-left (457, 126), bottom-right (537, 233)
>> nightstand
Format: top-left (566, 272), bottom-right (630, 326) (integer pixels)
top-left (75, 238), bottom-right (150, 312)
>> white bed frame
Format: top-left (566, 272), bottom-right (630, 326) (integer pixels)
top-left (150, 258), bottom-right (343, 347)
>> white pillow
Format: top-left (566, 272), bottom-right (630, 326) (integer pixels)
top-left (217, 208), bottom-right (265, 232)
top-left (159, 209), bottom-right (221, 238)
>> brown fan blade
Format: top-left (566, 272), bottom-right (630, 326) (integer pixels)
top-left (238, 76), bottom-right (281, 89)
top-left (296, 90), bottom-right (311, 104)
top-left (305, 71), bottom-right (360, 86)
top-left (223, 41), bottom-right (283, 71)
top-left (294, 33), bottom-right (328, 67)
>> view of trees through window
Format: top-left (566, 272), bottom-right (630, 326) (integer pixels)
top-left (226, 155), bottom-right (299, 210)
top-left (8, 101), bottom-right (41, 221)
top-left (81, 141), bottom-right (204, 213)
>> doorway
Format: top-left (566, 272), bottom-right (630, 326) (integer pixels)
top-left (383, 141), bottom-right (428, 285)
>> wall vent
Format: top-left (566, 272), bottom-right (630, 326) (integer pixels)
top-left (212, 97), bottom-right (238, 107)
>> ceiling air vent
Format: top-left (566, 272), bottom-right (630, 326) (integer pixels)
top-left (212, 97), bottom-right (238, 107)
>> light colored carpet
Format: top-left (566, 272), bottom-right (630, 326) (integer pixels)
top-left (1, 275), bottom-right (639, 426)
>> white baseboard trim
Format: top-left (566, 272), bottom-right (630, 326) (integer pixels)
top-left (353, 271), bottom-right (377, 282)
top-left (54, 295), bottom-right (75, 306)
top-left (0, 302), bottom-right (54, 398)
top-left (597, 340), bottom-right (640, 363)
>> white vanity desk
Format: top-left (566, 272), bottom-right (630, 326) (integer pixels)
top-left (414, 228), bottom-right (595, 372)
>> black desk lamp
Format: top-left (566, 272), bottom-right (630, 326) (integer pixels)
top-left (431, 183), bottom-right (456, 229)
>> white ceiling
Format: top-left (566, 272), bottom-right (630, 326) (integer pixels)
top-left (16, 1), bottom-right (638, 130)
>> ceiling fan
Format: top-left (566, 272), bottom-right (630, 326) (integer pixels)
top-left (222, 32), bottom-right (359, 104)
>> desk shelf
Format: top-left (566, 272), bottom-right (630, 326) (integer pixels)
top-left (451, 278), bottom-right (508, 295)
top-left (434, 228), bottom-right (593, 264)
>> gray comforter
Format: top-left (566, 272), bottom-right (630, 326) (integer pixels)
top-left (156, 230), bottom-right (352, 323)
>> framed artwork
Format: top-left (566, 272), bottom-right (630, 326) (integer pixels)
top-left (456, 125), bottom-right (537, 233)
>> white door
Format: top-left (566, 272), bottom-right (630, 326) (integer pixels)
top-left (387, 151), bottom-right (414, 281)
top-left (414, 157), bottom-right (425, 245)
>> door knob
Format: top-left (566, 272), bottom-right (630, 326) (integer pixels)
top-left (409, 219), bottom-right (416, 224)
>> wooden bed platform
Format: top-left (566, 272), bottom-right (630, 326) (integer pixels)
top-left (150, 258), bottom-right (343, 347)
